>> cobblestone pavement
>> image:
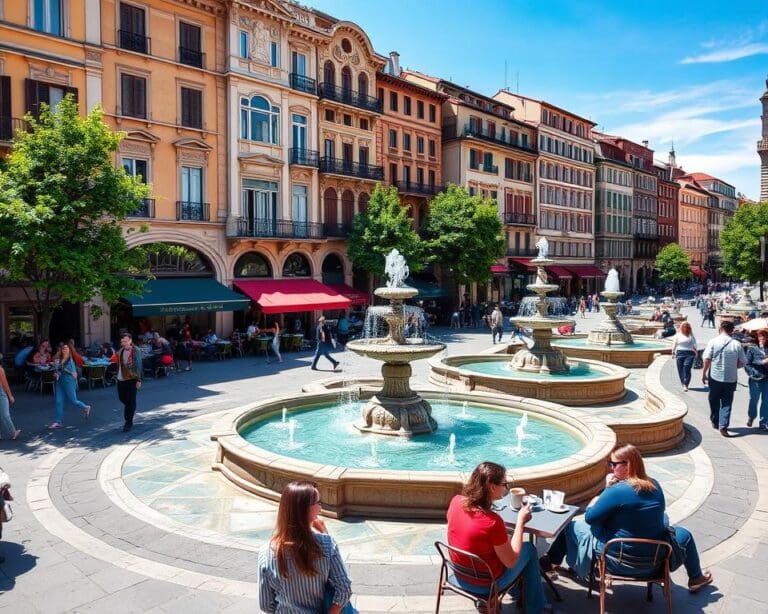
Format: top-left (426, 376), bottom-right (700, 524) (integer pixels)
top-left (1, 308), bottom-right (768, 613)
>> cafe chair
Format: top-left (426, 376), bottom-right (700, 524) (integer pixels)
top-left (40, 369), bottom-right (57, 395)
top-left (587, 537), bottom-right (673, 614)
top-left (434, 541), bottom-right (524, 614)
top-left (86, 365), bottom-right (107, 389)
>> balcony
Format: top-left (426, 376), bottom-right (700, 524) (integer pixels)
top-left (289, 148), bottom-right (319, 167)
top-left (290, 73), bottom-right (317, 95)
top-left (503, 212), bottom-right (536, 226)
top-left (393, 181), bottom-right (443, 196)
top-left (119, 30), bottom-right (150, 54)
top-left (176, 201), bottom-right (210, 222)
top-left (324, 223), bottom-right (353, 238)
top-left (179, 46), bottom-right (205, 68)
top-left (229, 218), bottom-right (326, 240)
top-left (319, 156), bottom-right (384, 181)
top-left (0, 117), bottom-right (29, 141)
top-left (127, 198), bottom-right (155, 219)
top-left (461, 123), bottom-right (537, 154)
top-left (632, 231), bottom-right (658, 240)
top-left (506, 247), bottom-right (539, 257)
top-left (318, 83), bottom-right (383, 114)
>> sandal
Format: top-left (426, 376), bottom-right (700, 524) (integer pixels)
top-left (83, 405), bottom-right (91, 420)
top-left (688, 571), bottom-right (713, 593)
top-left (49, 422), bottom-right (63, 429)
top-left (11, 429), bottom-right (21, 440)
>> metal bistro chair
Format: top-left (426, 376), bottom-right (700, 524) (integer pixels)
top-left (86, 365), bottom-right (107, 389)
top-left (255, 338), bottom-right (270, 359)
top-left (434, 541), bottom-right (524, 614)
top-left (588, 537), bottom-right (673, 614)
top-left (40, 369), bottom-right (57, 395)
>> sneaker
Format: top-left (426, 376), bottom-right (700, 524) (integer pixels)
top-left (48, 422), bottom-right (63, 429)
top-left (11, 429), bottom-right (21, 440)
top-left (759, 425), bottom-right (768, 432)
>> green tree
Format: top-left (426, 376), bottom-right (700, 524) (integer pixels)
top-left (654, 243), bottom-right (692, 283)
top-left (0, 96), bottom-right (154, 339)
top-left (347, 184), bottom-right (423, 287)
top-left (423, 184), bottom-right (504, 287)
top-left (721, 202), bottom-right (768, 285)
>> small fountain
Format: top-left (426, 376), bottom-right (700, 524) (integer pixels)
top-left (281, 407), bottom-right (287, 423)
top-left (515, 412), bottom-right (528, 454)
top-left (587, 268), bottom-right (634, 346)
top-left (447, 433), bottom-right (456, 464)
top-left (345, 249), bottom-right (446, 437)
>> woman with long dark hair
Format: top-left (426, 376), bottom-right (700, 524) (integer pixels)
top-left (259, 481), bottom-right (353, 613)
top-left (542, 444), bottom-right (712, 592)
top-left (49, 343), bottom-right (90, 429)
top-left (446, 461), bottom-right (548, 613)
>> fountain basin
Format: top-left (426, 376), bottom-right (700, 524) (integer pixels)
top-left (618, 318), bottom-right (666, 336)
top-left (429, 354), bottom-right (628, 405)
top-left (211, 390), bottom-right (616, 519)
top-left (551, 334), bottom-right (673, 368)
top-left (345, 339), bottom-right (445, 363)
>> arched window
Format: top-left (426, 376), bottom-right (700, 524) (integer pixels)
top-left (357, 72), bottom-right (368, 97)
top-left (282, 252), bottom-right (311, 277)
top-left (144, 244), bottom-right (213, 277)
top-left (341, 66), bottom-right (352, 93)
top-left (321, 253), bottom-right (344, 285)
top-left (358, 192), bottom-right (370, 213)
top-left (240, 95), bottom-right (280, 144)
top-left (234, 252), bottom-right (272, 278)
top-left (341, 189), bottom-right (355, 226)
top-left (323, 61), bottom-right (335, 87)
top-left (323, 188), bottom-right (338, 227)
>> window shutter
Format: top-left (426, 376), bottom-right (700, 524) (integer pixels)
top-left (0, 76), bottom-right (10, 139)
top-left (64, 86), bottom-right (79, 104)
top-left (25, 78), bottom-right (41, 116)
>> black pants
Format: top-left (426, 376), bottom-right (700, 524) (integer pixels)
top-left (118, 379), bottom-right (138, 426)
top-left (708, 378), bottom-right (737, 428)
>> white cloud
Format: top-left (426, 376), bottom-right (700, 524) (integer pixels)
top-left (611, 116), bottom-right (759, 148)
top-left (681, 42), bottom-right (768, 64)
top-left (678, 146), bottom-right (760, 176)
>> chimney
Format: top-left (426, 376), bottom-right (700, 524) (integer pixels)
top-left (641, 139), bottom-right (649, 148)
top-left (389, 51), bottom-right (400, 76)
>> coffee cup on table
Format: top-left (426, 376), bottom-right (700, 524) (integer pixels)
top-left (509, 487), bottom-right (526, 509)
top-left (549, 490), bottom-right (565, 510)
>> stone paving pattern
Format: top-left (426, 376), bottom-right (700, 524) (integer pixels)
top-left (0, 307), bottom-right (767, 612)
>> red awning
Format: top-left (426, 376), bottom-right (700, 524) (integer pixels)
top-left (691, 266), bottom-right (708, 278)
top-left (490, 264), bottom-right (508, 274)
top-left (546, 266), bottom-right (573, 279)
top-left (234, 279), bottom-right (352, 314)
top-left (328, 284), bottom-right (369, 306)
top-left (565, 265), bottom-right (607, 278)
top-left (508, 257), bottom-right (534, 268)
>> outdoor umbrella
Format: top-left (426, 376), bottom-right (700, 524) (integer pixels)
top-left (738, 318), bottom-right (768, 332)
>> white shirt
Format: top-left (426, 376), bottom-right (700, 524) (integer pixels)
top-left (672, 333), bottom-right (697, 353)
top-left (703, 333), bottom-right (746, 383)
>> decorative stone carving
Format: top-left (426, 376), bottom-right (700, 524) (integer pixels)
top-left (85, 49), bottom-right (103, 63)
top-left (119, 141), bottom-right (152, 157)
top-left (178, 150), bottom-right (207, 165)
top-left (29, 63), bottom-right (70, 85)
top-left (331, 44), bottom-right (360, 66)
top-left (250, 21), bottom-right (272, 64)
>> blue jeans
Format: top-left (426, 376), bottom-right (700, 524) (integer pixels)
top-left (312, 342), bottom-right (337, 369)
top-left (673, 525), bottom-right (703, 580)
top-left (675, 350), bottom-right (695, 387)
top-left (492, 325), bottom-right (503, 343)
top-left (0, 389), bottom-right (17, 438)
top-left (452, 542), bottom-right (546, 614)
top-left (708, 378), bottom-right (737, 428)
top-left (55, 374), bottom-right (87, 423)
top-left (748, 378), bottom-right (768, 427)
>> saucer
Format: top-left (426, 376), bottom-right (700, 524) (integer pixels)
top-left (547, 504), bottom-right (569, 513)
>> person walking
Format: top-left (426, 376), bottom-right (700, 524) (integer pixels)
top-left (311, 316), bottom-right (339, 371)
top-left (116, 333), bottom-right (143, 432)
top-left (0, 354), bottom-right (21, 441)
top-left (267, 321), bottom-right (282, 364)
top-left (744, 330), bottom-right (768, 431)
top-left (705, 300), bottom-right (716, 328)
top-left (671, 322), bottom-right (697, 392)
top-left (491, 304), bottom-right (504, 344)
top-left (578, 297), bottom-right (587, 318)
top-left (49, 343), bottom-right (90, 429)
top-left (702, 321), bottom-right (746, 437)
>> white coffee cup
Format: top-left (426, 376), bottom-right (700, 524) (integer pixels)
top-left (509, 487), bottom-right (526, 509)
top-left (549, 490), bottom-right (565, 510)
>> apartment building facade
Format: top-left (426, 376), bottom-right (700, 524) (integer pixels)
top-left (676, 176), bottom-right (710, 276)
top-left (653, 159), bottom-right (679, 250)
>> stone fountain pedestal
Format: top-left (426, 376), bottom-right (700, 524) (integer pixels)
top-left (588, 291), bottom-right (634, 346)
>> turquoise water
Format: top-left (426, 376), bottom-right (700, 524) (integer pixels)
top-left (239, 401), bottom-right (583, 472)
top-left (457, 360), bottom-right (605, 380)
top-left (552, 338), bottom-right (669, 350)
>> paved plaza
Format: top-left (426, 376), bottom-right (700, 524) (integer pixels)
top-left (2, 306), bottom-right (768, 613)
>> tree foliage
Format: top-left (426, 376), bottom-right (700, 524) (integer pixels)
top-left (721, 202), bottom-right (768, 283)
top-left (423, 184), bottom-right (505, 286)
top-left (0, 96), bottom-right (154, 338)
top-left (346, 184), bottom-right (423, 280)
top-left (654, 243), bottom-right (692, 282)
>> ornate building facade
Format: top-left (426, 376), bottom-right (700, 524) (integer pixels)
top-left (759, 78), bottom-right (768, 203)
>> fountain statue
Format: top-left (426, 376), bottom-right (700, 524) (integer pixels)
top-left (345, 249), bottom-right (447, 436)
top-left (508, 239), bottom-right (574, 374)
top-left (587, 268), bottom-right (634, 346)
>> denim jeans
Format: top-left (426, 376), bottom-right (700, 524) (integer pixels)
top-left (55, 374), bottom-right (87, 423)
top-left (0, 389), bottom-right (17, 438)
top-left (748, 377), bottom-right (768, 427)
top-left (675, 350), bottom-right (696, 387)
top-left (708, 378), bottom-right (737, 428)
top-left (312, 343), bottom-right (337, 369)
top-left (673, 525), bottom-right (703, 580)
top-left (492, 325), bottom-right (503, 343)
top-left (451, 541), bottom-right (546, 614)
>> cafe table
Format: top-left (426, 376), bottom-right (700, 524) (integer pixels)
top-left (492, 497), bottom-right (579, 601)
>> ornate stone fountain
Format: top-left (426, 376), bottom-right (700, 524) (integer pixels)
top-left (587, 268), bottom-right (634, 346)
top-left (508, 238), bottom-right (574, 374)
top-left (345, 250), bottom-right (446, 436)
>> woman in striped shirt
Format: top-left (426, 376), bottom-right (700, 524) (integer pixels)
top-left (259, 481), bottom-right (353, 613)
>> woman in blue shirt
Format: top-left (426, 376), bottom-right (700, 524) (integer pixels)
top-left (542, 444), bottom-right (713, 593)
top-left (49, 343), bottom-right (90, 429)
top-left (259, 481), bottom-right (353, 613)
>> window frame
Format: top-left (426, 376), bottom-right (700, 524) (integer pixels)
top-left (120, 72), bottom-right (148, 119)
top-left (180, 85), bottom-right (203, 129)
top-left (239, 94), bottom-right (280, 144)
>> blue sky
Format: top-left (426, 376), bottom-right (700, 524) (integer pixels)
top-left (309, 0), bottom-right (767, 199)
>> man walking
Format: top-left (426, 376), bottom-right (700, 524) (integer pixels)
top-left (702, 320), bottom-right (745, 437)
top-left (311, 316), bottom-right (339, 371)
top-left (491, 304), bottom-right (504, 344)
top-left (117, 332), bottom-right (143, 432)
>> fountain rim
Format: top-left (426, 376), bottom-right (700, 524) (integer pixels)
top-left (550, 333), bottom-right (674, 350)
top-left (211, 389), bottom-right (616, 482)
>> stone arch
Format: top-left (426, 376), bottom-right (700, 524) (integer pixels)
top-left (282, 251), bottom-right (313, 277)
top-left (124, 229), bottom-right (226, 282)
top-left (321, 252), bottom-right (345, 285)
top-left (233, 251), bottom-right (273, 278)
top-left (323, 60), bottom-right (335, 87)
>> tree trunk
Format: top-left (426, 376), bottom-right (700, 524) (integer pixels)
top-left (40, 308), bottom-right (53, 343)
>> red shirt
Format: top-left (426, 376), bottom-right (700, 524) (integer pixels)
top-left (446, 495), bottom-right (508, 584)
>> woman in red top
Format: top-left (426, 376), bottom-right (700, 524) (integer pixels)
top-left (446, 461), bottom-right (548, 613)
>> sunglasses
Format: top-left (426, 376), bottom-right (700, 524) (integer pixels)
top-left (607, 460), bottom-right (627, 468)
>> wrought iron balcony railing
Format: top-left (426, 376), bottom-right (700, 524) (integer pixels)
top-left (318, 82), bottom-right (383, 113)
top-left (127, 198), bottom-right (155, 219)
top-left (503, 212), bottom-right (536, 226)
top-left (393, 181), bottom-right (442, 196)
top-left (176, 201), bottom-right (210, 222)
top-left (324, 223), bottom-right (353, 238)
top-left (179, 46), bottom-right (205, 68)
top-left (119, 30), bottom-right (150, 54)
top-left (289, 148), bottom-right (319, 167)
top-left (0, 117), bottom-right (29, 141)
top-left (319, 156), bottom-right (384, 180)
top-left (632, 231), bottom-right (658, 240)
top-left (462, 123), bottom-right (537, 153)
top-left (229, 218), bottom-right (326, 240)
top-left (289, 73), bottom-right (317, 95)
